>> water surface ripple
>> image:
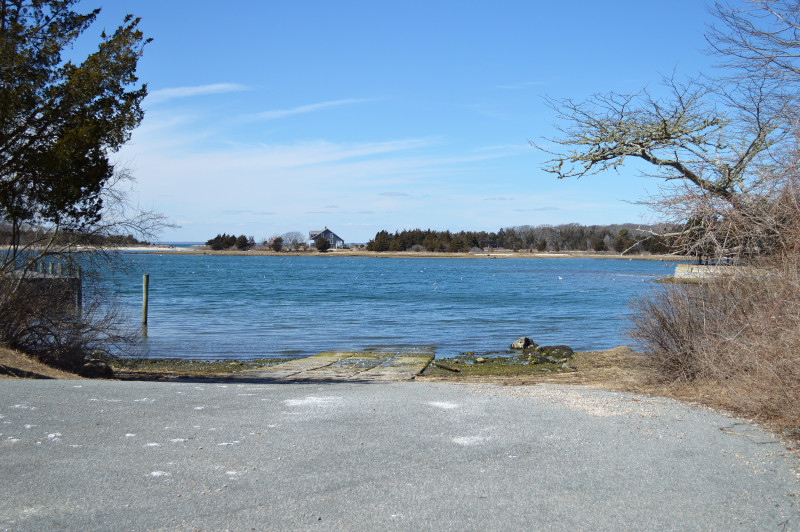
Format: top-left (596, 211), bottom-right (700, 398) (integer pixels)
top-left (109, 255), bottom-right (676, 360)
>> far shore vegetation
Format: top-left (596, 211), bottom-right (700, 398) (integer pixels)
top-left (363, 224), bottom-right (670, 254)
top-left (0, 221), bottom-right (153, 248)
top-left (204, 223), bottom-right (672, 256)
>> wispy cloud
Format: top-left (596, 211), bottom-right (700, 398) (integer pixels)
top-left (243, 139), bottom-right (435, 169)
top-left (126, 132), bottom-right (437, 172)
top-left (483, 196), bottom-right (514, 201)
top-left (219, 209), bottom-right (276, 216)
top-left (254, 98), bottom-right (369, 120)
top-left (147, 83), bottom-right (249, 104)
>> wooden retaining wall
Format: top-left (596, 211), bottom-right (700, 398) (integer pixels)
top-left (9, 263), bottom-right (82, 308)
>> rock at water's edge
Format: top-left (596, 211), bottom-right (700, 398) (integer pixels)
top-left (510, 337), bottom-right (537, 349)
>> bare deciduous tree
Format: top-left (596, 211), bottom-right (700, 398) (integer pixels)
top-left (537, 72), bottom-right (793, 260)
top-left (539, 75), bottom-right (788, 197)
top-left (708, 0), bottom-right (800, 85)
top-left (280, 231), bottom-right (306, 250)
top-left (577, 0), bottom-right (800, 432)
top-left (535, 1), bottom-right (800, 263)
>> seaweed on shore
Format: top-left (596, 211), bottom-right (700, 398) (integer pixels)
top-left (424, 350), bottom-right (573, 377)
top-left (99, 354), bottom-right (291, 378)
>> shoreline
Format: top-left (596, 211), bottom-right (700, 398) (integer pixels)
top-left (136, 247), bottom-right (684, 261)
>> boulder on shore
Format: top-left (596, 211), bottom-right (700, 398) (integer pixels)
top-left (510, 337), bottom-right (537, 350)
top-left (81, 359), bottom-right (113, 378)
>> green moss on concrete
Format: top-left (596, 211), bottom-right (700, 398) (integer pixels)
top-left (104, 355), bottom-right (291, 374)
top-left (423, 351), bottom-right (574, 377)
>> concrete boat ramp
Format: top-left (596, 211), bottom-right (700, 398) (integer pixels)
top-left (233, 351), bottom-right (434, 382)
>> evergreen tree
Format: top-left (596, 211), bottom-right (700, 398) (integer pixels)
top-left (367, 230), bottom-right (391, 251)
top-left (315, 236), bottom-right (331, 252)
top-left (235, 234), bottom-right (251, 250)
top-left (1, 1), bottom-right (150, 246)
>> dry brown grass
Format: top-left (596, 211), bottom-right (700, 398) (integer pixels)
top-left (0, 346), bottom-right (81, 379)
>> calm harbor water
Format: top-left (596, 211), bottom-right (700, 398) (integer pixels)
top-left (107, 254), bottom-right (677, 360)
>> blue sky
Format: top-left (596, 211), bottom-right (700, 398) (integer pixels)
top-left (87, 1), bottom-right (716, 243)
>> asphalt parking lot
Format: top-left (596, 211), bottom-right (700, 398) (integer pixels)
top-left (1, 379), bottom-right (798, 530)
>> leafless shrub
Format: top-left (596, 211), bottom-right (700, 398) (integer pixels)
top-left (630, 253), bottom-right (800, 429)
top-left (630, 147), bottom-right (800, 430)
top-left (0, 274), bottom-right (141, 371)
top-left (0, 170), bottom-right (168, 371)
top-left (629, 285), bottom-right (707, 381)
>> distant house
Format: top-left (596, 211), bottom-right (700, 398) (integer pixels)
top-left (308, 227), bottom-right (345, 249)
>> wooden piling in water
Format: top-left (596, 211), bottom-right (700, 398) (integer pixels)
top-left (142, 274), bottom-right (149, 328)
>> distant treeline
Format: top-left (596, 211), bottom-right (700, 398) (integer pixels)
top-left (0, 222), bottom-right (149, 247)
top-left (365, 224), bottom-right (672, 253)
top-left (206, 234), bottom-right (256, 251)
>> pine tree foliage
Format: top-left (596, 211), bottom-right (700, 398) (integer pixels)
top-left (0, 1), bottom-right (158, 370)
top-left (0, 0), bottom-right (150, 243)
top-left (315, 236), bottom-right (331, 252)
top-left (365, 224), bottom-right (670, 254)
